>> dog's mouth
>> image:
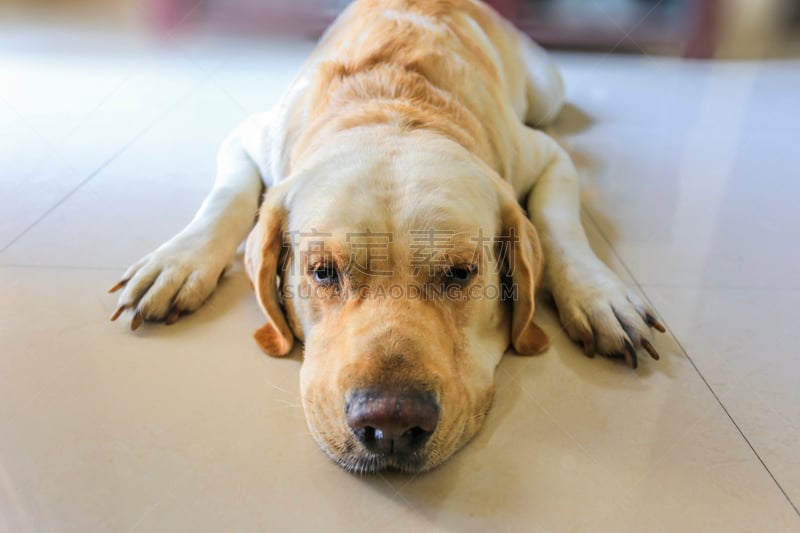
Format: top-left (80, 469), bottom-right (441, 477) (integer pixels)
top-left (334, 446), bottom-right (432, 474)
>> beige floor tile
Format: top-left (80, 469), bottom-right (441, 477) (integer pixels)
top-left (596, 408), bottom-right (799, 532)
top-left (0, 42), bottom-right (205, 254)
top-left (0, 85), bottom-right (253, 269)
top-left (0, 38), bottom-right (314, 269)
top-left (560, 58), bottom-right (800, 290)
top-left (0, 45), bottom-right (209, 177)
top-left (647, 286), bottom-right (800, 506)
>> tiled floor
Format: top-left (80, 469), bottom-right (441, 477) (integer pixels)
top-left (2, 25), bottom-right (800, 532)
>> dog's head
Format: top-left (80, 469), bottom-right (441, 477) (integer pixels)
top-left (244, 131), bottom-right (548, 473)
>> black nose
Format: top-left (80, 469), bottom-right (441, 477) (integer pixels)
top-left (346, 389), bottom-right (439, 455)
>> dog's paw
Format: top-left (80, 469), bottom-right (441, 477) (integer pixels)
top-left (551, 266), bottom-right (665, 369)
top-left (108, 232), bottom-right (230, 330)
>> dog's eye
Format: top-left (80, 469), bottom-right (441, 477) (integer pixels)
top-left (444, 265), bottom-right (475, 285)
top-left (311, 264), bottom-right (339, 285)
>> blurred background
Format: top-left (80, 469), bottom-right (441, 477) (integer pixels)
top-left (2, 0), bottom-right (800, 58)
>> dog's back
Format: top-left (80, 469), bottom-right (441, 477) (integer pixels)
top-left (285, 0), bottom-right (563, 177)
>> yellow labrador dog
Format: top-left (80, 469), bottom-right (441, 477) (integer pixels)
top-left (110, 0), bottom-right (665, 473)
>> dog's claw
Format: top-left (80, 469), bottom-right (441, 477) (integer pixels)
top-left (108, 280), bottom-right (127, 293)
top-left (623, 339), bottom-right (638, 370)
top-left (579, 330), bottom-right (595, 358)
top-left (130, 311), bottom-right (144, 331)
top-left (645, 313), bottom-right (666, 333)
top-left (165, 305), bottom-right (182, 325)
top-left (641, 338), bottom-right (660, 360)
top-left (110, 305), bottom-right (126, 321)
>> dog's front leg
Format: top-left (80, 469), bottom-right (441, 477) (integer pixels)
top-left (109, 117), bottom-right (268, 329)
top-left (520, 128), bottom-right (665, 368)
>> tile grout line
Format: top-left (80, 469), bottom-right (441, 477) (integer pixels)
top-left (0, 157), bottom-right (123, 256)
top-left (0, 75), bottom-right (213, 257)
top-left (581, 207), bottom-right (800, 517)
top-left (653, 323), bottom-right (800, 517)
top-left (0, 140), bottom-right (143, 255)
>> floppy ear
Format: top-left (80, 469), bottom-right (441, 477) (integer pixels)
top-left (244, 190), bottom-right (294, 357)
top-left (500, 193), bottom-right (550, 355)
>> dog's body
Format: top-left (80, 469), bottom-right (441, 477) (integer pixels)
top-left (111, 0), bottom-right (663, 473)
